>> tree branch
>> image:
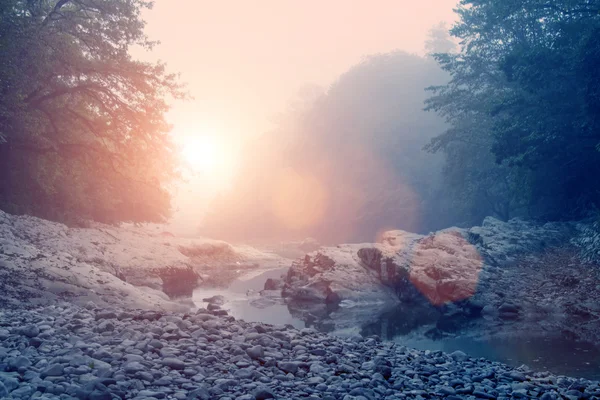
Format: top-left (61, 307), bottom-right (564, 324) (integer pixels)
top-left (42, 0), bottom-right (72, 26)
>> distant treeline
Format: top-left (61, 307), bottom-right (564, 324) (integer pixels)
top-left (0, 0), bottom-right (182, 224)
top-left (201, 51), bottom-right (453, 243)
top-left (203, 0), bottom-right (600, 243)
top-left (2, 1), bottom-right (599, 239)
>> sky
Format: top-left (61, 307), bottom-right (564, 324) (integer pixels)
top-left (134, 0), bottom-right (459, 234)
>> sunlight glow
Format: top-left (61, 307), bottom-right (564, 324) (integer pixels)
top-left (181, 135), bottom-right (219, 173)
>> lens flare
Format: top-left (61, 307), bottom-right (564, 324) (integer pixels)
top-left (271, 169), bottom-right (328, 230)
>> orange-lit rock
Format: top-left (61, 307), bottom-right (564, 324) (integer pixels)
top-left (408, 230), bottom-right (483, 305)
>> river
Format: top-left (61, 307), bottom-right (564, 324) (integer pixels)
top-left (193, 266), bottom-right (600, 380)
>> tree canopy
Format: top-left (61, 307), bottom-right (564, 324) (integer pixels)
top-left (0, 0), bottom-right (183, 224)
top-left (426, 0), bottom-right (600, 223)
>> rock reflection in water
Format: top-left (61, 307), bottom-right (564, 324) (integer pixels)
top-left (290, 300), bottom-right (600, 380)
top-left (286, 298), bottom-right (442, 337)
top-left (359, 302), bottom-right (441, 339)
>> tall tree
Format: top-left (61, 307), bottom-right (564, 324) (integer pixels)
top-left (0, 0), bottom-right (184, 223)
top-left (426, 0), bottom-right (600, 222)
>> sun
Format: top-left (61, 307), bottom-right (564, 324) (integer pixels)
top-left (175, 128), bottom-right (239, 188)
top-left (181, 135), bottom-right (218, 173)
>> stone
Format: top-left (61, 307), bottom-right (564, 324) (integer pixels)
top-left (253, 386), bottom-right (276, 399)
top-left (21, 325), bottom-right (40, 338)
top-left (188, 385), bottom-right (211, 400)
top-left (95, 311), bottom-right (118, 320)
top-left (0, 373), bottom-right (19, 392)
top-left (9, 356), bottom-right (32, 370)
top-left (122, 362), bottom-right (146, 374)
top-left (439, 386), bottom-right (456, 395)
top-left (263, 278), bottom-right (283, 291)
top-left (277, 361), bottom-right (300, 374)
top-left (89, 389), bottom-right (112, 400)
top-left (96, 320), bottom-right (114, 333)
top-left (0, 382), bottom-right (8, 398)
top-left (162, 357), bottom-right (185, 370)
top-left (247, 345), bottom-right (264, 360)
top-left (449, 350), bottom-right (469, 362)
top-left (40, 364), bottom-right (65, 378)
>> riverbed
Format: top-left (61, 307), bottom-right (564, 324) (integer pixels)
top-left (193, 266), bottom-right (600, 380)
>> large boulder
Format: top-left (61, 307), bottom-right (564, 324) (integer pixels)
top-left (282, 245), bottom-right (401, 306)
top-left (281, 217), bottom-right (575, 328)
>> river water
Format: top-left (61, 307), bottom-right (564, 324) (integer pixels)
top-left (192, 267), bottom-right (600, 380)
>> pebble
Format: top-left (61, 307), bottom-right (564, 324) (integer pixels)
top-left (0, 304), bottom-right (596, 400)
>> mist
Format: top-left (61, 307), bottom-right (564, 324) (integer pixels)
top-left (201, 50), bottom-right (454, 244)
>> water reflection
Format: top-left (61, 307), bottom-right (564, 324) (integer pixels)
top-left (398, 335), bottom-right (600, 380)
top-left (193, 267), bottom-right (305, 329)
top-left (359, 302), bottom-right (441, 338)
top-left (193, 267), bottom-right (600, 381)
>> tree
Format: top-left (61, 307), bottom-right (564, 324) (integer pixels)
top-left (426, 0), bottom-right (600, 222)
top-left (0, 0), bottom-right (184, 223)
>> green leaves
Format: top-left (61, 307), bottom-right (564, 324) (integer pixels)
top-left (427, 0), bottom-right (600, 221)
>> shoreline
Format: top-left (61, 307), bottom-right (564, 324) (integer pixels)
top-left (1, 303), bottom-right (599, 400)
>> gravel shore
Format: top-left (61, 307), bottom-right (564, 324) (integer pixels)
top-left (1, 303), bottom-right (599, 400)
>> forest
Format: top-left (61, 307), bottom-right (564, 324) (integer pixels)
top-left (2, 2), bottom-right (600, 395)
top-left (1, 0), bottom-right (600, 244)
top-left (0, 0), bottom-right (183, 224)
top-left (204, 0), bottom-right (600, 243)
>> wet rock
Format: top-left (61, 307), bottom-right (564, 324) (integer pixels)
top-left (264, 278), bottom-right (283, 291)
top-left (203, 295), bottom-right (225, 306)
top-left (449, 350), bottom-right (469, 362)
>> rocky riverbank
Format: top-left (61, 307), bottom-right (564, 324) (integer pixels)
top-left (1, 303), bottom-right (600, 400)
top-left (0, 210), bottom-right (286, 311)
top-left (278, 218), bottom-right (600, 346)
top-left (2, 210), bottom-right (600, 398)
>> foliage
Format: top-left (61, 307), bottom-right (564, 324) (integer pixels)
top-left (0, 0), bottom-right (184, 223)
top-left (426, 0), bottom-right (600, 223)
